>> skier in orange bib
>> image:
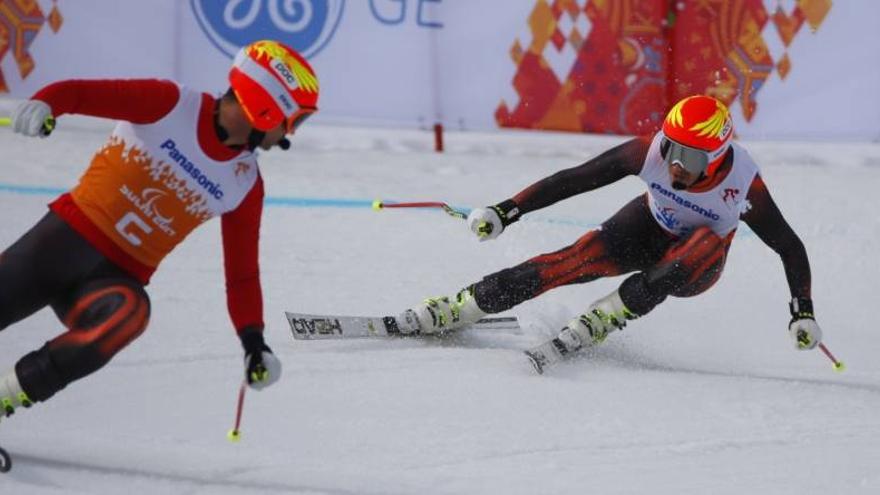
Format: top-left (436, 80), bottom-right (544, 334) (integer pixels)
top-left (0, 40), bottom-right (318, 419)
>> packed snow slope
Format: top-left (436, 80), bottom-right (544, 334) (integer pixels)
top-left (1, 117), bottom-right (879, 494)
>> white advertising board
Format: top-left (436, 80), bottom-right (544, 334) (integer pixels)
top-left (0, 0), bottom-right (876, 140)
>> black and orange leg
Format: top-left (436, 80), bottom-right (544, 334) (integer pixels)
top-left (619, 226), bottom-right (732, 316)
top-left (472, 196), bottom-right (668, 314)
top-left (14, 278), bottom-right (151, 402)
top-left (473, 229), bottom-right (625, 313)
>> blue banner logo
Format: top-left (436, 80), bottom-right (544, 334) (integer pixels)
top-left (191, 0), bottom-right (346, 59)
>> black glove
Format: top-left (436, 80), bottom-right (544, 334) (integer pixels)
top-left (239, 328), bottom-right (282, 390)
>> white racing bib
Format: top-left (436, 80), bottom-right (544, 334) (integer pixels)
top-left (639, 133), bottom-right (759, 238)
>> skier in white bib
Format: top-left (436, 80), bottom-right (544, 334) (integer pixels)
top-left (398, 95), bottom-right (822, 372)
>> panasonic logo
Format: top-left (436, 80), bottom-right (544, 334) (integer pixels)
top-left (160, 139), bottom-right (224, 200)
top-left (650, 183), bottom-right (720, 221)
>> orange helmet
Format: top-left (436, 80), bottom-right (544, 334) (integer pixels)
top-left (661, 95), bottom-right (733, 177)
top-left (229, 40), bottom-right (319, 132)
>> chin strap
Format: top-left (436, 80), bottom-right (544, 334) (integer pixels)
top-left (692, 171), bottom-right (708, 186)
top-left (245, 130), bottom-right (291, 151)
top-left (246, 128), bottom-right (265, 151)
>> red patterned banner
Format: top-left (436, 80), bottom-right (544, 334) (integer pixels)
top-left (497, 0), bottom-right (831, 134)
top-left (0, 0), bottom-right (63, 93)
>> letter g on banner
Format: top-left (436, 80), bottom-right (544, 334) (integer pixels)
top-left (191, 0), bottom-right (346, 58)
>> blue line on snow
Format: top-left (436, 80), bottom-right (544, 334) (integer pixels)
top-left (0, 182), bottom-right (464, 213)
top-left (0, 184), bottom-right (66, 196)
top-left (0, 182), bottom-right (374, 209)
top-left (0, 182), bottom-right (756, 236)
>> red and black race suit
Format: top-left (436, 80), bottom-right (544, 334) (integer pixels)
top-left (471, 137), bottom-right (811, 315)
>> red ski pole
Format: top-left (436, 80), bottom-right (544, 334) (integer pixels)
top-left (372, 199), bottom-right (468, 220)
top-left (818, 343), bottom-right (845, 372)
top-left (227, 381), bottom-right (247, 442)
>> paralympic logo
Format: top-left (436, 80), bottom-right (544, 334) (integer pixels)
top-left (190, 0), bottom-right (346, 59)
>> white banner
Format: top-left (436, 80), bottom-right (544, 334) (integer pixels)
top-left (0, 0), bottom-right (877, 140)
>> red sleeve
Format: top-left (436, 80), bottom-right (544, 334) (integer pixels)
top-left (32, 79), bottom-right (180, 124)
top-left (221, 175), bottom-right (265, 334)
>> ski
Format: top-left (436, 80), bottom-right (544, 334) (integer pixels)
top-left (0, 445), bottom-right (11, 473)
top-left (524, 337), bottom-right (573, 375)
top-left (286, 312), bottom-right (520, 340)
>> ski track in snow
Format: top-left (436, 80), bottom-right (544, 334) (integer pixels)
top-left (11, 453), bottom-right (365, 495)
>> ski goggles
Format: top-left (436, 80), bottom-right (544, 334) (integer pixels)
top-left (286, 107), bottom-right (316, 134)
top-left (661, 136), bottom-right (711, 176)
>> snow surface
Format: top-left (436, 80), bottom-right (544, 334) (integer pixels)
top-left (1, 118), bottom-right (879, 494)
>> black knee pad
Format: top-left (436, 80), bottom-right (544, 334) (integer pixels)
top-left (644, 259), bottom-right (691, 295)
top-left (619, 273), bottom-right (667, 316)
top-left (15, 345), bottom-right (66, 403)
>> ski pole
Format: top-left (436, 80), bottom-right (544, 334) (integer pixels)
top-left (227, 381), bottom-right (247, 443)
top-left (818, 342), bottom-right (845, 372)
top-left (371, 199), bottom-right (468, 220)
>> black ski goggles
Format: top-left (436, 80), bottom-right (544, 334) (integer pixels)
top-left (661, 136), bottom-right (710, 176)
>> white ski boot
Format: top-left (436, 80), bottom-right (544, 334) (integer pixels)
top-left (0, 370), bottom-right (30, 473)
top-left (0, 370), bottom-right (32, 420)
top-left (525, 290), bottom-right (638, 373)
top-left (399, 287), bottom-right (487, 335)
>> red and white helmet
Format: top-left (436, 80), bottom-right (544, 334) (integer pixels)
top-left (661, 95), bottom-right (733, 177)
top-left (229, 40), bottom-right (319, 132)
